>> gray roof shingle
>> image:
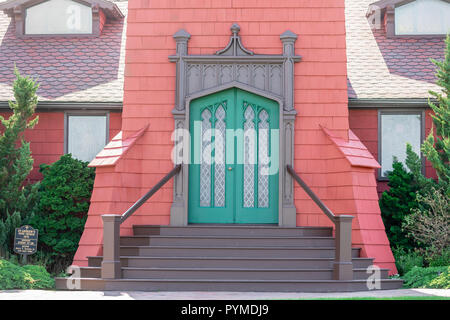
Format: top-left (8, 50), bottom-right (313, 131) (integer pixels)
top-left (346, 0), bottom-right (446, 100)
top-left (0, 0), bottom-right (127, 103)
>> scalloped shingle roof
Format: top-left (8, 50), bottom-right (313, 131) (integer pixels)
top-left (345, 0), bottom-right (446, 100)
top-left (0, 0), bottom-right (127, 103)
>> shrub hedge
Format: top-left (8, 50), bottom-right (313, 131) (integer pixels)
top-left (0, 259), bottom-right (54, 290)
top-left (403, 266), bottom-right (450, 289)
top-left (392, 247), bottom-right (424, 276)
top-left (30, 154), bottom-right (95, 274)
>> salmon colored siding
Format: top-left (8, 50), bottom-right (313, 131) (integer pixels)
top-left (0, 111), bottom-right (122, 181)
top-left (99, 9), bottom-right (107, 33)
top-left (109, 112), bottom-right (122, 140)
top-left (74, 0), bottom-right (397, 273)
top-left (348, 109), bottom-right (381, 192)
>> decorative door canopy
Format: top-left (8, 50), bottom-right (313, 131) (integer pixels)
top-left (169, 23), bottom-right (301, 114)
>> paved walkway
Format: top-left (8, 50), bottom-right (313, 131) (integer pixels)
top-left (0, 289), bottom-right (448, 300)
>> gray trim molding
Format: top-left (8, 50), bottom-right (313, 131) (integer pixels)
top-left (63, 110), bottom-right (110, 156)
top-left (377, 109), bottom-right (426, 180)
top-left (348, 98), bottom-right (433, 109)
top-left (0, 101), bottom-right (123, 111)
top-left (169, 24), bottom-right (301, 227)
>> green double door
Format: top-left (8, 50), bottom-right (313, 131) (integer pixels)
top-left (188, 88), bottom-right (279, 224)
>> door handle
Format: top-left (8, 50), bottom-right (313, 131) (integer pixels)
top-left (228, 166), bottom-right (233, 171)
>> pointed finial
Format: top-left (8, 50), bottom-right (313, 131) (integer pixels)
top-left (231, 23), bottom-right (240, 35)
top-left (216, 23), bottom-right (253, 56)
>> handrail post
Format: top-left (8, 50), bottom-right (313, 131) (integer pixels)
top-left (101, 214), bottom-right (121, 279)
top-left (333, 215), bottom-right (354, 280)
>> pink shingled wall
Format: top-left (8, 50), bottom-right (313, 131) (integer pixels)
top-left (74, 0), bottom-right (397, 273)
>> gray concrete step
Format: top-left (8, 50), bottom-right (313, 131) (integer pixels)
top-left (119, 235), bottom-right (336, 247)
top-left (133, 225), bottom-right (333, 237)
top-left (119, 246), bottom-right (361, 258)
top-left (79, 266), bottom-right (101, 278)
top-left (55, 277), bottom-right (404, 292)
top-left (88, 256), bottom-right (375, 269)
top-left (120, 267), bottom-right (389, 280)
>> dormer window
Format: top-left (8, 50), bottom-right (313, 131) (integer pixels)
top-left (395, 0), bottom-right (450, 35)
top-left (368, 0), bottom-right (450, 37)
top-left (0, 0), bottom-right (124, 37)
top-left (25, 0), bottom-right (92, 35)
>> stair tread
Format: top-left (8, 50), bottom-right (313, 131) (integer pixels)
top-left (56, 277), bottom-right (402, 284)
top-left (89, 256), bottom-right (371, 260)
top-left (120, 245), bottom-right (360, 250)
top-left (121, 267), bottom-right (389, 272)
top-left (135, 225), bottom-right (332, 229)
top-left (122, 235), bottom-right (335, 239)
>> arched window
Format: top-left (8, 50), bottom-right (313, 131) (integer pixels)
top-left (25, 0), bottom-right (92, 35)
top-left (395, 0), bottom-right (450, 35)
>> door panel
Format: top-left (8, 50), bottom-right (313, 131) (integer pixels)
top-left (188, 88), bottom-right (279, 224)
top-left (189, 89), bottom-right (235, 223)
top-left (234, 90), bottom-right (279, 224)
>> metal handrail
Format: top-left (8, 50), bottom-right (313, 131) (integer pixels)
top-left (120, 164), bottom-right (182, 224)
top-left (286, 164), bottom-right (336, 223)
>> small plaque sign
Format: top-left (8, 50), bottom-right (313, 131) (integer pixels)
top-left (13, 225), bottom-right (38, 255)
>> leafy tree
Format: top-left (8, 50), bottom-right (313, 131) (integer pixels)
top-left (403, 187), bottom-right (449, 256)
top-left (423, 34), bottom-right (450, 194)
top-left (0, 67), bottom-right (40, 257)
top-left (30, 154), bottom-right (95, 274)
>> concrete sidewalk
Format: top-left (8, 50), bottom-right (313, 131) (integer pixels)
top-left (0, 289), bottom-right (448, 300)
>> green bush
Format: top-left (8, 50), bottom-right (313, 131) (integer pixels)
top-left (392, 247), bottom-right (424, 276)
top-left (30, 154), bottom-right (95, 274)
top-left (403, 266), bottom-right (450, 289)
top-left (379, 159), bottom-right (420, 251)
top-left (427, 248), bottom-right (450, 267)
top-left (429, 269), bottom-right (450, 289)
top-left (0, 259), bottom-right (54, 290)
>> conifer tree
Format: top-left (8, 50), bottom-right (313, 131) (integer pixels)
top-left (423, 35), bottom-right (450, 194)
top-left (0, 67), bottom-right (40, 256)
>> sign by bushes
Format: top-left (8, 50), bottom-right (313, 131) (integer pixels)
top-left (13, 225), bottom-right (38, 255)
